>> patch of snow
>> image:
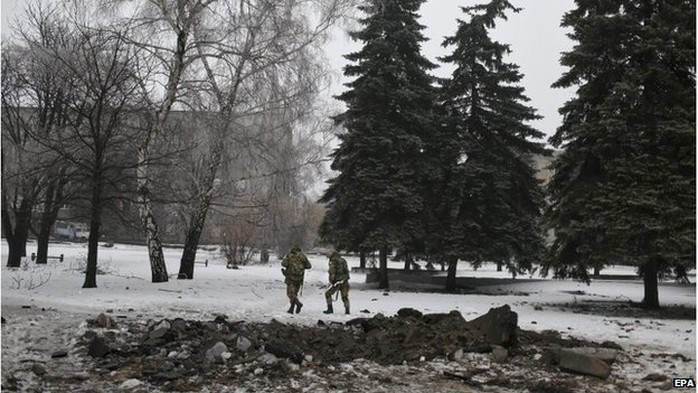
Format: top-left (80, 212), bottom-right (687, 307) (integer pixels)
top-left (1, 240), bottom-right (695, 390)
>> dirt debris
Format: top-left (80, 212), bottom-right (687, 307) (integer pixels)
top-left (1, 305), bottom-right (692, 393)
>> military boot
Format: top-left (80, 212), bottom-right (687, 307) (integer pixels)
top-left (323, 304), bottom-right (333, 314)
top-left (287, 302), bottom-right (295, 314)
top-left (344, 301), bottom-right (350, 315)
top-left (295, 300), bottom-right (303, 314)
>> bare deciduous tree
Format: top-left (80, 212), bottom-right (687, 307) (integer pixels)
top-left (3, 4), bottom-right (79, 266)
top-left (170, 0), bottom-right (352, 279)
top-left (32, 22), bottom-right (144, 288)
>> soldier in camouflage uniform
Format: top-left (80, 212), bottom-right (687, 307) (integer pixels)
top-left (323, 249), bottom-right (350, 314)
top-left (281, 245), bottom-right (311, 314)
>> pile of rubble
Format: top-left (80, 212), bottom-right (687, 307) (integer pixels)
top-left (4, 305), bottom-right (679, 392)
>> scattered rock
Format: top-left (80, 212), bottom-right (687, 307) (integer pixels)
top-left (31, 363), bottom-right (47, 376)
top-left (265, 341), bottom-right (304, 364)
top-left (51, 350), bottom-right (68, 359)
top-left (88, 337), bottom-right (111, 358)
top-left (236, 336), bottom-right (252, 352)
top-left (119, 379), bottom-right (143, 389)
top-left (96, 313), bottom-right (113, 328)
top-left (642, 373), bottom-right (668, 382)
top-left (491, 345), bottom-right (508, 363)
top-left (154, 319), bottom-right (171, 331)
top-left (205, 342), bottom-right (229, 364)
top-left (143, 321), bottom-right (174, 346)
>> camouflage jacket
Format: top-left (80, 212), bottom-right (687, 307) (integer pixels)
top-left (328, 254), bottom-right (349, 284)
top-left (282, 250), bottom-right (311, 283)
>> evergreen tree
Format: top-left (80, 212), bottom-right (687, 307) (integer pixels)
top-left (319, 0), bottom-right (437, 289)
top-left (545, 0), bottom-right (695, 309)
top-left (434, 0), bottom-right (548, 291)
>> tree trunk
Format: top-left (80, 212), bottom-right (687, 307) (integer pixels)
top-left (82, 218), bottom-right (101, 288)
top-left (35, 180), bottom-right (63, 265)
top-left (641, 257), bottom-right (660, 309)
top-left (136, 99), bottom-right (180, 284)
top-left (378, 247), bottom-right (389, 290)
top-left (178, 207), bottom-right (208, 279)
top-left (261, 248), bottom-right (270, 263)
top-left (178, 144), bottom-right (221, 280)
top-left (138, 185), bottom-right (168, 283)
top-left (35, 225), bottom-right (52, 265)
top-left (4, 199), bottom-right (32, 268)
top-left (497, 261), bottom-right (503, 272)
top-left (2, 202), bottom-right (18, 267)
top-left (359, 250), bottom-right (366, 269)
top-left (445, 257), bottom-right (458, 292)
top-left (178, 230), bottom-right (198, 280)
top-left (403, 251), bottom-right (411, 271)
top-left (83, 181), bottom-right (103, 289)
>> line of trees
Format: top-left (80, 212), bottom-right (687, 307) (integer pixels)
top-left (2, 0), bottom-right (355, 286)
top-left (319, 0), bottom-right (695, 309)
top-left (320, 0), bottom-right (548, 292)
top-left (3, 0), bottom-right (694, 309)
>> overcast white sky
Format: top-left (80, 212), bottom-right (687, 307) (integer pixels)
top-left (327, 1), bottom-right (576, 140)
top-left (1, 0), bottom-right (575, 139)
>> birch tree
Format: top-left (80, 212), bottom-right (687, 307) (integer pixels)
top-left (171, 0), bottom-right (353, 279)
top-left (88, 0), bottom-right (216, 282)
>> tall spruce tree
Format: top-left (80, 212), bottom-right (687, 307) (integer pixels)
top-left (434, 0), bottom-right (548, 291)
top-left (545, 0), bottom-right (695, 309)
top-left (319, 0), bottom-right (437, 289)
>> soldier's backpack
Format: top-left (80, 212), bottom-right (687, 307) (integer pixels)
top-left (285, 253), bottom-right (306, 281)
top-left (336, 257), bottom-right (350, 282)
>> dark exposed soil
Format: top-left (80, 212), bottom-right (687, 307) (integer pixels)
top-left (70, 306), bottom-right (629, 392)
top-left (550, 300), bottom-right (696, 320)
top-left (2, 305), bottom-right (693, 393)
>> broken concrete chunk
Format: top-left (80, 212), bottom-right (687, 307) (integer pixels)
top-left (467, 305), bottom-right (518, 347)
top-left (559, 348), bottom-right (611, 379)
top-left (565, 347), bottom-right (618, 365)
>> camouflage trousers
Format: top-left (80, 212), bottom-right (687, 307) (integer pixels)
top-left (286, 280), bottom-right (302, 303)
top-left (325, 281), bottom-right (349, 306)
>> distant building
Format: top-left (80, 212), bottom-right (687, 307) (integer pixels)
top-left (53, 221), bottom-right (76, 240)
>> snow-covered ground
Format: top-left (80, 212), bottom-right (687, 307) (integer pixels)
top-left (1, 240), bottom-right (696, 390)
